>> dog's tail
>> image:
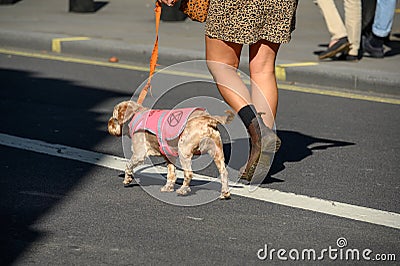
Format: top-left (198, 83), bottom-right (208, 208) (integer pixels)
top-left (211, 110), bottom-right (235, 125)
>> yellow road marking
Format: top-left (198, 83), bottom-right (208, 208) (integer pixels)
top-left (275, 65), bottom-right (286, 81)
top-left (278, 62), bottom-right (319, 68)
top-left (51, 37), bottom-right (90, 53)
top-left (278, 83), bottom-right (400, 105)
top-left (0, 47), bottom-right (150, 71)
top-left (0, 48), bottom-right (213, 79)
top-left (275, 62), bottom-right (319, 81)
top-left (1, 48), bottom-right (399, 105)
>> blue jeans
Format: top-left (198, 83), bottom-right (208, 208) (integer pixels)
top-left (372, 0), bottom-right (397, 37)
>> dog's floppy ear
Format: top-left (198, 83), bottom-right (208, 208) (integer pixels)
top-left (108, 101), bottom-right (142, 136)
top-left (116, 101), bottom-right (141, 124)
top-left (108, 117), bottom-right (121, 136)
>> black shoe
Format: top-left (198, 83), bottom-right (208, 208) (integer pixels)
top-left (337, 53), bottom-right (360, 62)
top-left (319, 37), bottom-right (351, 59)
top-left (363, 34), bottom-right (384, 58)
top-left (344, 55), bottom-right (359, 62)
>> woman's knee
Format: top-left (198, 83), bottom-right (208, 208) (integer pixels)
top-left (249, 40), bottom-right (280, 74)
top-left (206, 36), bottom-right (242, 69)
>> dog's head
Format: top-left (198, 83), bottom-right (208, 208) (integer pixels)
top-left (108, 100), bottom-right (143, 136)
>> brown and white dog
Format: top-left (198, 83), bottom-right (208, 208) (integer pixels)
top-left (108, 100), bottom-right (234, 199)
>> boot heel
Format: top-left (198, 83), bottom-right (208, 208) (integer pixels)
top-left (239, 115), bottom-right (281, 182)
top-left (261, 128), bottom-right (281, 153)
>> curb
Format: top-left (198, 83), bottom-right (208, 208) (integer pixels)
top-left (282, 64), bottom-right (400, 96)
top-left (1, 29), bottom-right (399, 97)
top-left (0, 30), bottom-right (205, 64)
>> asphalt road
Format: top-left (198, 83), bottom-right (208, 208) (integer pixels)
top-left (0, 50), bottom-right (399, 265)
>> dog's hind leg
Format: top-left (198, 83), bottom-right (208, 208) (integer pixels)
top-left (161, 159), bottom-right (177, 192)
top-left (208, 132), bottom-right (231, 200)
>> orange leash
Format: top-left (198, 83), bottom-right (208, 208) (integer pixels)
top-left (137, 1), bottom-right (162, 105)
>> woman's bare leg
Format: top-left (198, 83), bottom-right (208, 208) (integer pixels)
top-left (206, 36), bottom-right (281, 182)
top-left (205, 36), bottom-right (251, 112)
top-left (249, 39), bottom-right (281, 129)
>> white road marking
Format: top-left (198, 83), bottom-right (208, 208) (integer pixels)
top-left (1, 132), bottom-right (399, 229)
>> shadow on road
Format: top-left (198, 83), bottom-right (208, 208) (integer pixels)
top-left (0, 67), bottom-right (130, 265)
top-left (266, 130), bottom-right (355, 183)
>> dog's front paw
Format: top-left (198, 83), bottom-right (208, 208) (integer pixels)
top-left (161, 182), bottom-right (175, 192)
top-left (176, 186), bottom-right (191, 196)
top-left (219, 191), bottom-right (231, 200)
top-left (123, 175), bottom-right (133, 187)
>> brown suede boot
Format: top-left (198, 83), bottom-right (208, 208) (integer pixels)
top-left (239, 115), bottom-right (281, 182)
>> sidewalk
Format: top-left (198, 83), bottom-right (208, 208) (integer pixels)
top-left (0, 0), bottom-right (399, 95)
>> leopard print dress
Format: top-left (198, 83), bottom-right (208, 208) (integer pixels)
top-left (205, 0), bottom-right (298, 44)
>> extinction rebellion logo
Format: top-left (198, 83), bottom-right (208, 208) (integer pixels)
top-left (167, 110), bottom-right (183, 127)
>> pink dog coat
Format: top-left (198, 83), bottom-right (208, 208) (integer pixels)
top-left (129, 108), bottom-right (205, 157)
